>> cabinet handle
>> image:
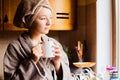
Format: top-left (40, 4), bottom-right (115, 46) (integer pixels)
top-left (56, 13), bottom-right (69, 19)
top-left (56, 13), bottom-right (69, 15)
top-left (56, 17), bottom-right (69, 19)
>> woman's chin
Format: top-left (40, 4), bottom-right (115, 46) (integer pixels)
top-left (43, 30), bottom-right (50, 34)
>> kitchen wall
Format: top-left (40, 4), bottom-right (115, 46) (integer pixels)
top-left (0, 2), bottom-right (96, 79)
top-left (86, 3), bottom-right (96, 69)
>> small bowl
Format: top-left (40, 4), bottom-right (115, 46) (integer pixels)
top-left (73, 62), bottom-right (96, 68)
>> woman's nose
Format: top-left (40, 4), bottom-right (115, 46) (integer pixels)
top-left (46, 18), bottom-right (52, 26)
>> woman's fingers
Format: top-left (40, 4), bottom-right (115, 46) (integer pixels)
top-left (52, 44), bottom-right (59, 52)
top-left (52, 43), bottom-right (62, 58)
top-left (54, 53), bottom-right (61, 57)
top-left (31, 43), bottom-right (43, 62)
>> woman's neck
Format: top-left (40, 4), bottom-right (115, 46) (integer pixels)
top-left (28, 29), bottom-right (42, 45)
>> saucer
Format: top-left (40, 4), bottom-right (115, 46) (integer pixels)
top-left (73, 62), bottom-right (96, 68)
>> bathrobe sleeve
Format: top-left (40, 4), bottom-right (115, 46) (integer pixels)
top-left (60, 50), bottom-right (72, 80)
top-left (51, 38), bottom-right (72, 80)
top-left (3, 42), bottom-right (41, 80)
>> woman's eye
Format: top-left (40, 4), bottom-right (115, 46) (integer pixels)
top-left (40, 17), bottom-right (46, 20)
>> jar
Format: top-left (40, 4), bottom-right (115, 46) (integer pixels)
top-left (110, 71), bottom-right (119, 80)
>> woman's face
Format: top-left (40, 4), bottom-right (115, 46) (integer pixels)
top-left (31, 7), bottom-right (52, 34)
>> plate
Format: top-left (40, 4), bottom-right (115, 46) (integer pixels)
top-left (73, 62), bottom-right (96, 68)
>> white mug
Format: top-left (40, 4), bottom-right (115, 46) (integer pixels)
top-left (42, 40), bottom-right (55, 58)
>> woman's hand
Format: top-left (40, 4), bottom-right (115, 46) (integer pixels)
top-left (31, 43), bottom-right (43, 63)
top-left (52, 43), bottom-right (62, 72)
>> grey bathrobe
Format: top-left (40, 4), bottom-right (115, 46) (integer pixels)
top-left (4, 32), bottom-right (72, 80)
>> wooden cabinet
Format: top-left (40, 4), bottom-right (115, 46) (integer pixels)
top-left (2, 0), bottom-right (26, 31)
top-left (49, 0), bottom-right (76, 30)
top-left (1, 0), bottom-right (76, 31)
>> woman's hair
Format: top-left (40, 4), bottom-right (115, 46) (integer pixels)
top-left (13, 0), bottom-right (52, 28)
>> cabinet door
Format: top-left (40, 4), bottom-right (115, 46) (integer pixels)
top-left (49, 0), bottom-right (76, 30)
top-left (3, 0), bottom-right (26, 31)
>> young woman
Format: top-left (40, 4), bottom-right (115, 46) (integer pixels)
top-left (3, 0), bottom-right (72, 80)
